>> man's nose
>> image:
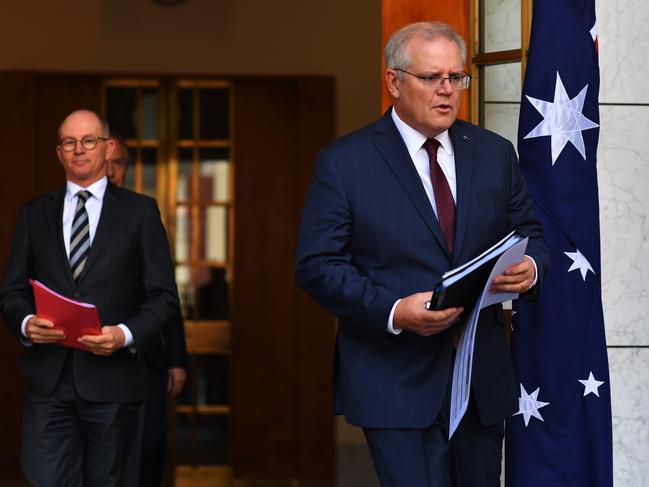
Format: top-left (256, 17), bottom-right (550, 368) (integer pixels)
top-left (73, 140), bottom-right (86, 154)
top-left (437, 78), bottom-right (454, 94)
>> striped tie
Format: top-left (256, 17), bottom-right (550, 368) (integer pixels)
top-left (69, 190), bottom-right (91, 282)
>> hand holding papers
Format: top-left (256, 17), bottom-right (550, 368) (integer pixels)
top-left (30, 279), bottom-right (102, 351)
top-left (446, 233), bottom-right (529, 439)
top-left (426, 230), bottom-right (527, 310)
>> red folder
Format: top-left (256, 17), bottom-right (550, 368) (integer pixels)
top-left (29, 279), bottom-right (102, 351)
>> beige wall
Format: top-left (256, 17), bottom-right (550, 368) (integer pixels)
top-left (0, 0), bottom-right (381, 137)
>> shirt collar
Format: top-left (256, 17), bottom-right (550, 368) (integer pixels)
top-left (65, 176), bottom-right (108, 203)
top-left (391, 107), bottom-right (453, 158)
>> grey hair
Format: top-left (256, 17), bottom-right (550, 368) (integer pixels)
top-left (58, 109), bottom-right (110, 139)
top-left (384, 21), bottom-right (467, 79)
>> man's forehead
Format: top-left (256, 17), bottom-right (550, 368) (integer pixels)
top-left (60, 112), bottom-right (103, 136)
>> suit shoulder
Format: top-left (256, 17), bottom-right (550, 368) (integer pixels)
top-left (110, 185), bottom-right (159, 208)
top-left (453, 119), bottom-right (514, 148)
top-left (21, 188), bottom-right (64, 211)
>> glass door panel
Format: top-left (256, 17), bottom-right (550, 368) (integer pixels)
top-left (102, 78), bottom-right (234, 483)
top-left (170, 80), bottom-right (233, 478)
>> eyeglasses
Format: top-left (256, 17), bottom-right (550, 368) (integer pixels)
top-left (58, 136), bottom-right (109, 152)
top-left (394, 68), bottom-right (471, 90)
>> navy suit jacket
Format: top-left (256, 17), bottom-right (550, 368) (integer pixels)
top-left (0, 182), bottom-right (180, 402)
top-left (296, 110), bottom-right (548, 428)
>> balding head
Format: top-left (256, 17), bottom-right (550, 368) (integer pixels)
top-left (58, 110), bottom-right (109, 140)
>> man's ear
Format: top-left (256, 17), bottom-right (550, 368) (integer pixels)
top-left (105, 138), bottom-right (116, 158)
top-left (386, 69), bottom-right (401, 99)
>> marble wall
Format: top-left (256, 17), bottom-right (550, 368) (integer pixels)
top-left (483, 1), bottom-right (649, 485)
top-left (598, 1), bottom-right (649, 484)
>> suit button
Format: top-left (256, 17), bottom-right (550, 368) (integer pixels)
top-left (73, 292), bottom-right (81, 298)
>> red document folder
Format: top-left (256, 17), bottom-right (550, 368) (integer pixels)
top-left (29, 279), bottom-right (102, 351)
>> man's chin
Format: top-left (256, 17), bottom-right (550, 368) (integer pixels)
top-left (66, 172), bottom-right (104, 187)
top-left (427, 120), bottom-right (455, 136)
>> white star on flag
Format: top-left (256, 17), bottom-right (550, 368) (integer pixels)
top-left (524, 72), bottom-right (599, 165)
top-left (579, 372), bottom-right (605, 397)
top-left (590, 21), bottom-right (598, 42)
top-left (514, 384), bottom-right (550, 427)
top-left (564, 249), bottom-right (595, 281)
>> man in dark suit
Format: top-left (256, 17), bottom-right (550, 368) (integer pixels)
top-left (295, 21), bottom-right (548, 486)
top-left (0, 109), bottom-right (180, 486)
top-left (108, 134), bottom-right (188, 486)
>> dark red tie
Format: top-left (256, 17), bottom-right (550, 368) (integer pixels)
top-left (424, 138), bottom-right (455, 252)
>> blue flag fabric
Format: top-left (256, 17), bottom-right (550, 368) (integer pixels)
top-left (505, 0), bottom-right (613, 485)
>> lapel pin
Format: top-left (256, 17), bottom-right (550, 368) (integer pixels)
top-left (462, 134), bottom-right (470, 142)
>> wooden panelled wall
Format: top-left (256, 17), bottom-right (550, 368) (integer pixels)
top-left (0, 72), bottom-right (335, 486)
top-left (0, 74), bottom-right (101, 481)
top-left (381, 0), bottom-right (471, 121)
top-left (232, 77), bottom-right (336, 485)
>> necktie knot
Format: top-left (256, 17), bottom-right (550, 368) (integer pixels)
top-left (423, 138), bottom-right (441, 158)
top-left (77, 190), bottom-right (91, 204)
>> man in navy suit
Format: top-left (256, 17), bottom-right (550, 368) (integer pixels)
top-left (107, 134), bottom-right (188, 486)
top-left (1, 110), bottom-right (180, 486)
top-left (295, 21), bottom-right (548, 486)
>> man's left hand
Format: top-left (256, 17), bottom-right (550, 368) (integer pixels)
top-left (491, 255), bottom-right (536, 294)
top-left (78, 326), bottom-right (125, 356)
top-left (167, 367), bottom-right (187, 397)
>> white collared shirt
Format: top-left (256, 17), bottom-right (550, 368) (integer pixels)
top-left (63, 177), bottom-right (108, 256)
top-left (391, 107), bottom-right (457, 214)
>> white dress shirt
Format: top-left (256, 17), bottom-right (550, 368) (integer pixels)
top-left (62, 178), bottom-right (107, 258)
top-left (391, 107), bottom-right (457, 211)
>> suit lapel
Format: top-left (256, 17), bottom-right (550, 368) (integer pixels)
top-left (372, 112), bottom-right (450, 256)
top-left (449, 122), bottom-right (475, 266)
top-left (76, 183), bottom-right (125, 286)
top-left (45, 189), bottom-right (77, 287)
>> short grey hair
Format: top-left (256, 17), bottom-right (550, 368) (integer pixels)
top-left (384, 21), bottom-right (467, 79)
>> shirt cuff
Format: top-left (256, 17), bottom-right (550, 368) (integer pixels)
top-left (117, 324), bottom-right (134, 348)
top-left (21, 314), bottom-right (34, 347)
top-left (525, 255), bottom-right (538, 290)
top-left (387, 299), bottom-right (403, 335)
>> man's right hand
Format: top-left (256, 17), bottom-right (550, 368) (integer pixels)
top-left (25, 316), bottom-right (65, 343)
top-left (393, 292), bottom-right (463, 337)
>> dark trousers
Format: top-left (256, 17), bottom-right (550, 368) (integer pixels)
top-left (20, 353), bottom-right (144, 487)
top-left (363, 367), bottom-right (504, 487)
top-left (139, 368), bottom-right (168, 487)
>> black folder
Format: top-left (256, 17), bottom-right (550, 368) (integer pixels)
top-left (425, 230), bottom-right (527, 310)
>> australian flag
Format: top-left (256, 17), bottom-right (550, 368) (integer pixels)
top-left (505, 0), bottom-right (613, 485)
